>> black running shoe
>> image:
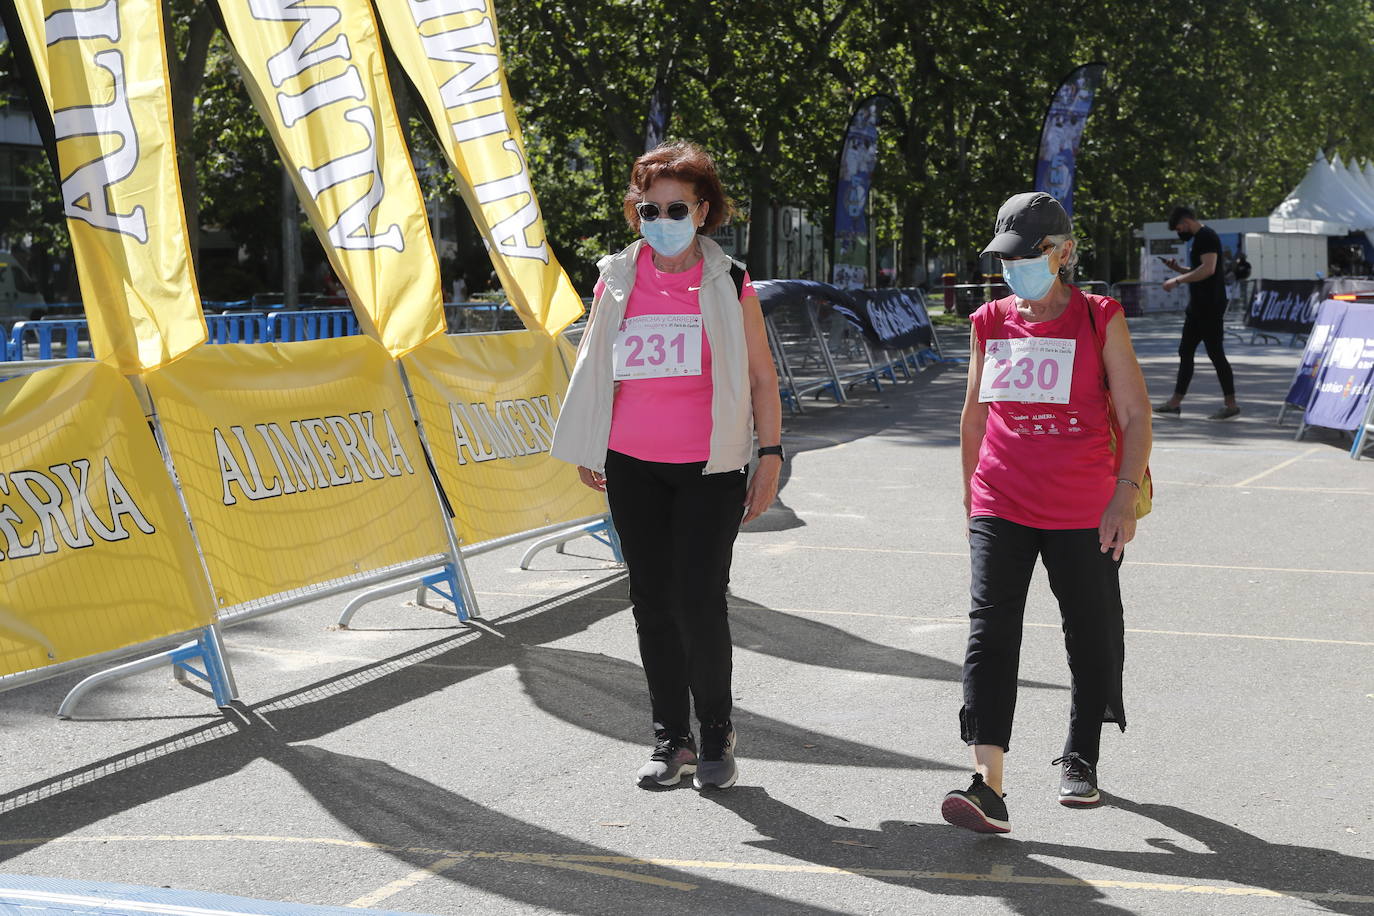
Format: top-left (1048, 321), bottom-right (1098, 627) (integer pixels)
top-left (941, 773), bottom-right (1010, 834)
top-left (1052, 753), bottom-right (1100, 806)
top-left (636, 731), bottom-right (697, 787)
top-left (694, 722), bottom-right (737, 790)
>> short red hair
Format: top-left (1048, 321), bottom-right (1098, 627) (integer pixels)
top-left (622, 141), bottom-right (735, 235)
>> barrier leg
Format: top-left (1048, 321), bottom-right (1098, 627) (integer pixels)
top-left (1352, 397), bottom-right (1374, 459)
top-left (338, 573), bottom-right (445, 628)
top-left (765, 316), bottom-right (804, 415)
top-left (806, 302), bottom-right (847, 403)
top-left (520, 516), bottom-right (623, 569)
top-left (890, 349), bottom-right (913, 380)
top-left (59, 625), bottom-right (237, 719)
top-left (170, 626), bottom-right (238, 707)
top-left (415, 563), bottom-right (471, 622)
top-left (859, 339), bottom-right (888, 390)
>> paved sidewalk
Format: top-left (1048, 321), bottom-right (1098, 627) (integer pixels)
top-left (1, 315), bottom-right (1371, 915)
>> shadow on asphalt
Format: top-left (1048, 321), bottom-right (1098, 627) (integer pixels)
top-left (0, 574), bottom-right (973, 912)
top-left (706, 786), bottom-right (1374, 914)
top-left (725, 593), bottom-right (1063, 692)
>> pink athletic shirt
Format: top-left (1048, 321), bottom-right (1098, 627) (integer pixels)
top-left (969, 289), bottom-right (1122, 529)
top-left (600, 246), bottom-right (755, 463)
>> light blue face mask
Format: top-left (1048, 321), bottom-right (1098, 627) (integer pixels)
top-left (1002, 252), bottom-right (1058, 301)
top-left (640, 212), bottom-right (699, 257)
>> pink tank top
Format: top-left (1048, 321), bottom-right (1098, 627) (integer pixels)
top-left (969, 289), bottom-right (1122, 529)
top-left (603, 247), bottom-right (754, 463)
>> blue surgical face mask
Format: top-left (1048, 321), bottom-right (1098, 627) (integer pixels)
top-left (640, 214), bottom-right (699, 257)
top-left (1002, 253), bottom-right (1058, 301)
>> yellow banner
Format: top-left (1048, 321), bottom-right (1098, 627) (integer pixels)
top-left (144, 337), bottom-right (451, 608)
top-left (404, 332), bottom-right (605, 545)
top-left (375, 0), bottom-right (584, 336)
top-left (8, 0), bottom-right (207, 372)
top-left (215, 0), bottom-right (445, 357)
top-left (0, 363), bottom-right (215, 679)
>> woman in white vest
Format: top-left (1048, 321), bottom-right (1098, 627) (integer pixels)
top-left (552, 141), bottom-right (783, 791)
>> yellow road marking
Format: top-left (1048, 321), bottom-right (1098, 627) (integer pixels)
top-left (0, 835), bottom-right (1367, 904)
top-left (348, 855), bottom-right (468, 908)
top-left (1162, 479), bottom-right (1374, 495)
top-left (739, 605), bottom-right (1374, 648)
top-left (478, 588), bottom-right (1374, 648)
top-left (765, 543), bottom-right (1374, 577)
top-left (1232, 447), bottom-right (1322, 487)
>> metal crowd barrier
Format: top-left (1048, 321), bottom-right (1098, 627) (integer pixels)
top-left (764, 289), bottom-right (946, 412)
top-left (205, 312), bottom-right (271, 344)
top-left (5, 318), bottom-right (89, 361)
top-left (442, 300), bottom-right (518, 333)
top-left (0, 357), bottom-right (237, 718)
top-left (2, 309), bottom-right (365, 361)
top-left (268, 308), bottom-right (359, 341)
top-left (2, 329), bottom-right (623, 716)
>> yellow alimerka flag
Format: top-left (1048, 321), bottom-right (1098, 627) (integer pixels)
top-left (0, 362), bottom-right (216, 679)
top-left (404, 332), bottom-right (605, 545)
top-left (7, 0), bottom-right (207, 372)
top-left (215, 0), bottom-right (445, 358)
top-left (375, 0), bottom-right (584, 336)
top-left (144, 337), bottom-right (451, 610)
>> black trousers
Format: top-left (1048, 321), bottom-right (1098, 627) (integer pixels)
top-left (960, 517), bottom-right (1126, 765)
top-left (1174, 308), bottom-right (1236, 398)
top-left (604, 449), bottom-right (747, 735)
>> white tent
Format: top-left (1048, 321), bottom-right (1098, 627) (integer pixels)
top-left (1272, 150), bottom-right (1374, 230)
top-left (1359, 158), bottom-right (1374, 198)
top-left (1345, 156), bottom-right (1374, 201)
top-left (1331, 154), bottom-right (1374, 226)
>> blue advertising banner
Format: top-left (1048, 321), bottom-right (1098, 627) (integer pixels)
top-left (1034, 63), bottom-right (1106, 218)
top-left (832, 95), bottom-right (894, 289)
top-left (841, 288), bottom-right (935, 350)
top-left (1248, 279), bottom-right (1323, 334)
top-left (1283, 299), bottom-right (1347, 409)
top-left (644, 81), bottom-right (669, 151)
top-left (1305, 302), bottom-right (1374, 431)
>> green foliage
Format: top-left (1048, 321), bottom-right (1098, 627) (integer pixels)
top-left (496, 0), bottom-right (1374, 283)
top-left (9, 0), bottom-right (1374, 289)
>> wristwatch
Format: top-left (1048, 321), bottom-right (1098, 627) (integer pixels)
top-left (757, 445), bottom-right (785, 461)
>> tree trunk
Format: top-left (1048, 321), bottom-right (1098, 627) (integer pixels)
top-left (163, 1), bottom-right (217, 274)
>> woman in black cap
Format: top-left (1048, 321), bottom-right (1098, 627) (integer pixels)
top-left (941, 192), bottom-right (1153, 833)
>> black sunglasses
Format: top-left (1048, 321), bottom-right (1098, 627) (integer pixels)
top-left (635, 200), bottom-right (700, 222)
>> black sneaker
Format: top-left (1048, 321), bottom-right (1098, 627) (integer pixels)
top-left (1052, 753), bottom-right (1100, 806)
top-left (941, 773), bottom-right (1010, 834)
top-left (694, 722), bottom-right (737, 790)
top-left (636, 731), bottom-right (697, 787)
top-left (1152, 402), bottom-right (1182, 416)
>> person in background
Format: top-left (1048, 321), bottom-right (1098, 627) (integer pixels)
top-left (943, 191), bottom-right (1152, 834)
top-left (1155, 207), bottom-right (1240, 420)
top-left (552, 141), bottom-right (783, 792)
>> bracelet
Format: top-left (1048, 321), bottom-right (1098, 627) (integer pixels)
top-left (1115, 477), bottom-right (1141, 490)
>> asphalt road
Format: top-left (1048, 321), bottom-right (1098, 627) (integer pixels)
top-left (1, 314), bottom-right (1371, 915)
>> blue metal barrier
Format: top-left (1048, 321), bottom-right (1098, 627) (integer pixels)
top-left (268, 309), bottom-right (359, 341)
top-left (2, 309), bottom-right (364, 360)
top-left (7, 319), bottom-right (89, 360)
top-left (205, 312), bottom-right (271, 344)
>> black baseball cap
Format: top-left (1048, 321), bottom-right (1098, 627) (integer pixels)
top-left (981, 192), bottom-right (1072, 258)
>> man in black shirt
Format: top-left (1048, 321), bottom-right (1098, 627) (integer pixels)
top-left (1155, 206), bottom-right (1240, 419)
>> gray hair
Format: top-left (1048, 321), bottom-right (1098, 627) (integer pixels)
top-left (1045, 233), bottom-right (1079, 281)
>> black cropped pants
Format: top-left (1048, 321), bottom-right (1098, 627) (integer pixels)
top-left (960, 516), bottom-right (1127, 765)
